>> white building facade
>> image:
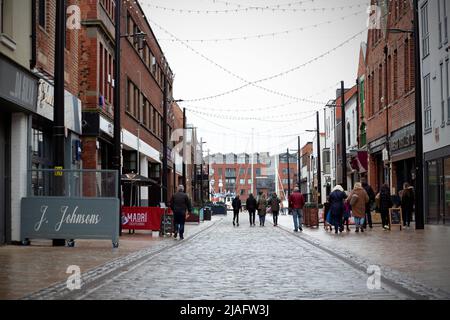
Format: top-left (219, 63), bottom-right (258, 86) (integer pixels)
top-left (419, 0), bottom-right (450, 224)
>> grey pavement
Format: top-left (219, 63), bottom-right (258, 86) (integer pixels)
top-left (68, 213), bottom-right (414, 300)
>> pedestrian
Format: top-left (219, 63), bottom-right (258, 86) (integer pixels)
top-left (378, 184), bottom-right (393, 230)
top-left (288, 187), bottom-right (305, 232)
top-left (328, 185), bottom-right (347, 234)
top-left (347, 183), bottom-right (369, 233)
top-left (400, 182), bottom-right (415, 228)
top-left (268, 193), bottom-right (281, 226)
top-left (246, 193), bottom-right (257, 227)
top-left (257, 192), bottom-right (267, 227)
top-left (169, 185), bottom-right (192, 240)
top-left (343, 195), bottom-right (351, 232)
top-left (232, 195), bottom-right (242, 227)
top-left (361, 177), bottom-right (375, 229)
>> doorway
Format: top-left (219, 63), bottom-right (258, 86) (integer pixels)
top-left (427, 159), bottom-right (445, 224)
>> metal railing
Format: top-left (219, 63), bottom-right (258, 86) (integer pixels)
top-left (28, 169), bottom-right (118, 198)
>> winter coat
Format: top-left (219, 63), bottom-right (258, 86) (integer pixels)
top-left (328, 190), bottom-right (347, 224)
top-left (288, 191), bottom-right (305, 209)
top-left (268, 196), bottom-right (281, 212)
top-left (246, 196), bottom-right (257, 212)
top-left (170, 192), bottom-right (192, 214)
top-left (257, 196), bottom-right (267, 215)
top-left (379, 188), bottom-right (392, 214)
top-left (348, 187), bottom-right (369, 218)
top-left (232, 197), bottom-right (242, 212)
top-left (401, 187), bottom-right (415, 212)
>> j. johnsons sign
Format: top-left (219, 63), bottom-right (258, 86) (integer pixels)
top-left (21, 197), bottom-right (119, 244)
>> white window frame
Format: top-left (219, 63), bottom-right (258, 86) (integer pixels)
top-left (441, 62), bottom-right (445, 125)
top-left (424, 74), bottom-right (432, 132)
top-left (443, 0), bottom-right (448, 44)
top-left (421, 2), bottom-right (430, 58)
top-left (438, 0), bottom-right (443, 46)
top-left (446, 58), bottom-right (450, 123)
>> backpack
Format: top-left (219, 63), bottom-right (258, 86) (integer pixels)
top-left (270, 198), bottom-right (280, 212)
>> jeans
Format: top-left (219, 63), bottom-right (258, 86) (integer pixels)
top-left (174, 211), bottom-right (186, 238)
top-left (354, 217), bottom-right (365, 229)
top-left (272, 212), bottom-right (279, 225)
top-left (259, 214), bottom-right (266, 226)
top-left (292, 209), bottom-right (303, 230)
top-left (233, 211), bottom-right (240, 224)
top-left (248, 210), bottom-right (256, 225)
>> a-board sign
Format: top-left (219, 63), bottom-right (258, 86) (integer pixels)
top-left (389, 207), bottom-right (403, 230)
top-left (160, 210), bottom-right (174, 236)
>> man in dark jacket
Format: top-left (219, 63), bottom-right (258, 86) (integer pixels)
top-left (232, 195), bottom-right (242, 227)
top-left (170, 185), bottom-right (192, 240)
top-left (246, 193), bottom-right (257, 226)
top-left (288, 187), bottom-right (305, 232)
top-left (362, 178), bottom-right (375, 229)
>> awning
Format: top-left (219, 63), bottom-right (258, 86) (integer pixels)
top-left (121, 173), bottom-right (160, 186)
top-left (350, 151), bottom-right (368, 173)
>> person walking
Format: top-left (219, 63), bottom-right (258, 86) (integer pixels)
top-left (347, 183), bottom-right (369, 233)
top-left (169, 185), bottom-right (192, 240)
top-left (268, 193), bottom-right (281, 226)
top-left (232, 195), bottom-right (242, 227)
top-left (378, 184), bottom-right (393, 230)
top-left (328, 185), bottom-right (347, 234)
top-left (257, 192), bottom-right (267, 227)
top-left (361, 178), bottom-right (375, 229)
top-left (400, 182), bottom-right (415, 228)
top-left (288, 187), bottom-right (305, 232)
top-left (246, 193), bottom-right (257, 226)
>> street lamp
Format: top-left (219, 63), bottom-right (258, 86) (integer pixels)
top-left (305, 111), bottom-right (322, 204)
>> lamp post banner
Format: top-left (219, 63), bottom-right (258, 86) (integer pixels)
top-left (21, 197), bottom-right (119, 243)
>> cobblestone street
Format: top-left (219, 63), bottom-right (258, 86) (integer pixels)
top-left (69, 214), bottom-right (414, 300)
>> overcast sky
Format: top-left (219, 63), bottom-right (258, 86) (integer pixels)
top-left (141, 0), bottom-right (370, 155)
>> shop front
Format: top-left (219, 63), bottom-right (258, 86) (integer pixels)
top-left (425, 145), bottom-right (450, 225)
top-left (389, 123), bottom-right (416, 195)
top-left (0, 55), bottom-right (38, 243)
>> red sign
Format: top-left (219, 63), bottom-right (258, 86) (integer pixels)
top-left (121, 207), bottom-right (169, 231)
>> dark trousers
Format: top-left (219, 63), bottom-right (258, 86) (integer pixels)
top-left (273, 212), bottom-right (279, 225)
top-left (248, 210), bottom-right (256, 225)
top-left (233, 211), bottom-right (240, 224)
top-left (363, 205), bottom-right (373, 228)
top-left (259, 214), bottom-right (266, 226)
top-left (381, 210), bottom-right (389, 227)
top-left (343, 217), bottom-right (350, 229)
top-left (174, 211), bottom-right (186, 237)
top-left (402, 207), bottom-right (412, 226)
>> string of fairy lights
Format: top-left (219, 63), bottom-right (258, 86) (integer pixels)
top-left (145, 1), bottom-right (369, 14)
top-left (156, 9), bottom-right (366, 43)
top-left (148, 18), bottom-right (366, 104)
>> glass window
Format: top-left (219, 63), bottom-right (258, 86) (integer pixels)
top-left (38, 0), bottom-right (46, 28)
top-left (239, 179), bottom-right (245, 184)
top-left (441, 62), bottom-right (445, 125)
top-left (256, 168), bottom-right (261, 175)
top-left (424, 74), bottom-right (432, 131)
top-left (421, 2), bottom-right (430, 57)
top-left (445, 158), bottom-right (450, 222)
top-left (427, 160), bottom-right (441, 223)
top-left (446, 59), bottom-right (450, 122)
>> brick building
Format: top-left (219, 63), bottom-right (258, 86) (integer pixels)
top-left (365, 0), bottom-right (416, 194)
top-left (208, 152), bottom-right (297, 204)
top-left (79, 0), bottom-right (176, 206)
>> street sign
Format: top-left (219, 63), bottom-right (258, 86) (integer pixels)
top-left (54, 166), bottom-right (63, 176)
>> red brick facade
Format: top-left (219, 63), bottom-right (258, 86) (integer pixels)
top-left (364, 0), bottom-right (416, 193)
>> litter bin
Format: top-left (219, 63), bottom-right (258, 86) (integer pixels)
top-left (204, 206), bottom-right (212, 220)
